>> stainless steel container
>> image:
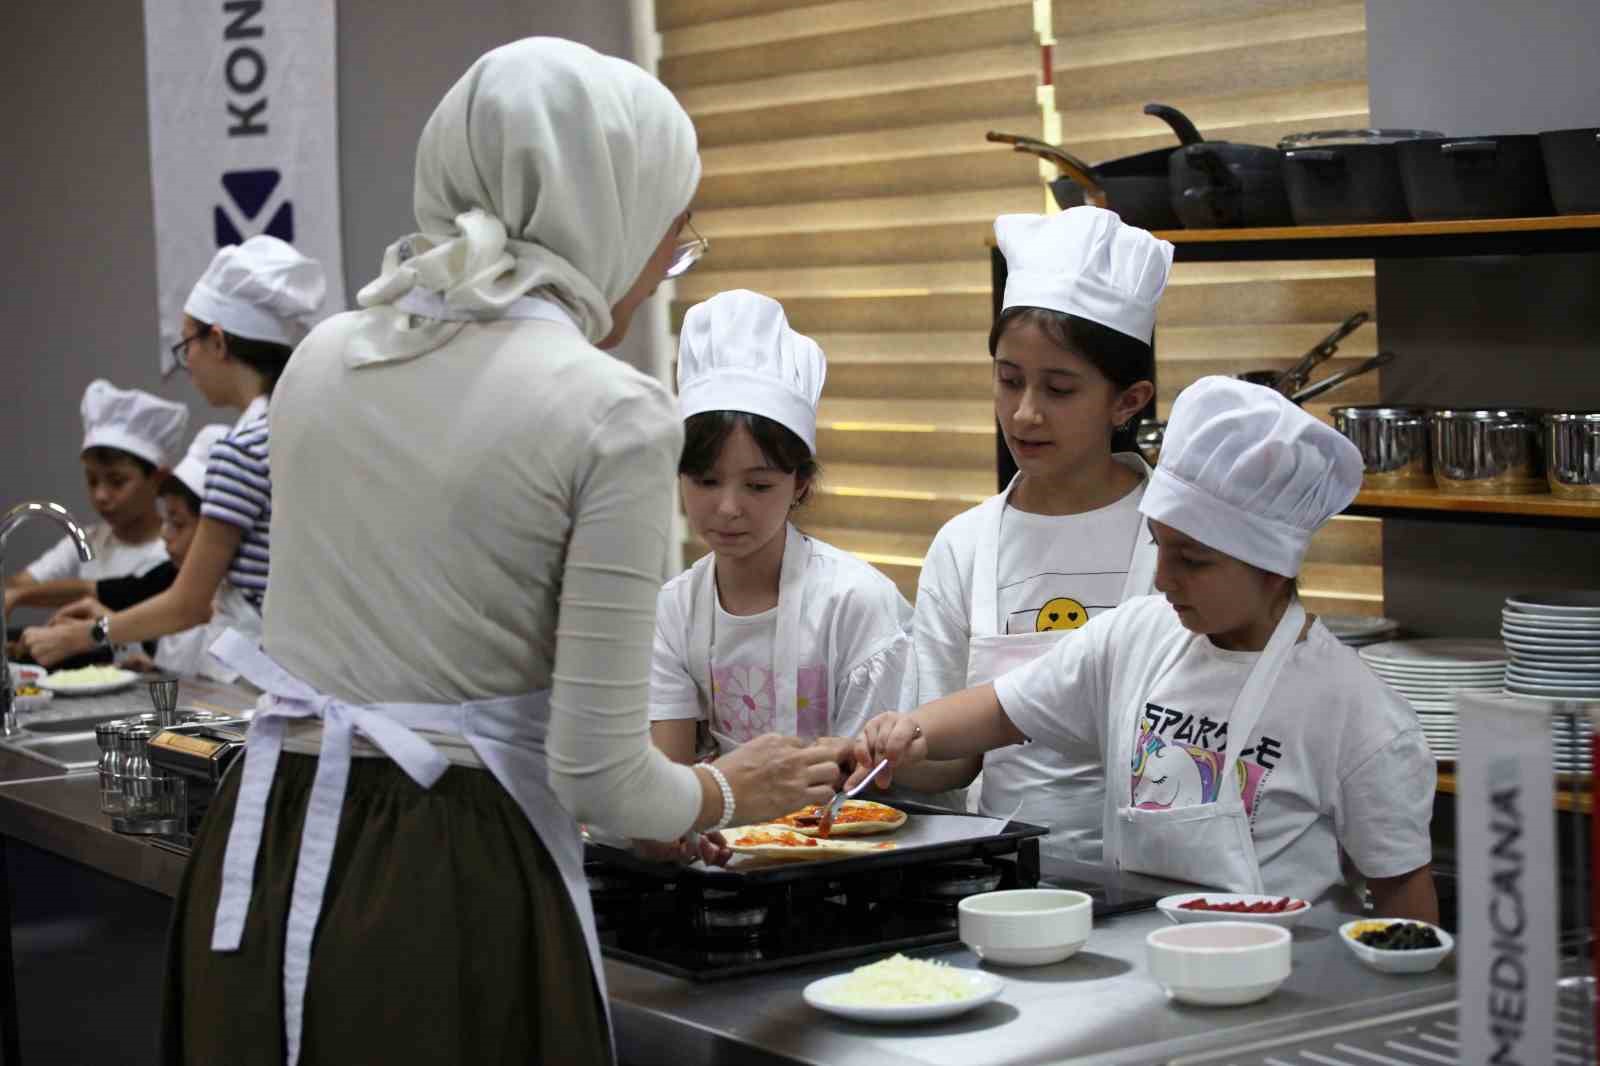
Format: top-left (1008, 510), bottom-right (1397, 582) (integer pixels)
top-left (1544, 412), bottom-right (1600, 499)
top-left (1136, 419), bottom-right (1164, 467)
top-left (111, 724), bottom-right (181, 835)
top-left (95, 721), bottom-right (125, 815)
top-left (1331, 406), bottom-right (1432, 488)
top-left (1429, 408), bottom-right (1546, 495)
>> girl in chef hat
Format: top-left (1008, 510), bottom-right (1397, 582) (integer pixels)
top-left (23, 236), bottom-right (325, 668)
top-left (907, 206), bottom-right (1171, 859)
top-left (855, 377), bottom-right (1438, 920)
top-left (651, 290), bottom-right (914, 779)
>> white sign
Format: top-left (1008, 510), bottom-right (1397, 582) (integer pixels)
top-left (143, 0), bottom-right (345, 375)
top-left (1457, 692), bottom-right (1558, 1066)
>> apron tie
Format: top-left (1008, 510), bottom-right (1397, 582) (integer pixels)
top-left (207, 629), bottom-right (451, 1066)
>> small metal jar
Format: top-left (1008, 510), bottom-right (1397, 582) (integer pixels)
top-left (1543, 412), bottom-right (1600, 499)
top-left (95, 721), bottom-right (125, 815)
top-left (1429, 408), bottom-right (1546, 495)
top-left (111, 724), bottom-right (181, 835)
top-left (1332, 406), bottom-right (1433, 488)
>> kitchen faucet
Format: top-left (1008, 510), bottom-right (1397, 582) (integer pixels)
top-left (0, 501), bottom-right (93, 735)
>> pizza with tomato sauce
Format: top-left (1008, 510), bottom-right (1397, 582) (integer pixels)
top-left (773, 799), bottom-right (908, 837)
top-left (725, 825), bottom-right (897, 862)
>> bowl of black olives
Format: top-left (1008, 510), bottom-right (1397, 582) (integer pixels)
top-left (1339, 919), bottom-right (1454, 974)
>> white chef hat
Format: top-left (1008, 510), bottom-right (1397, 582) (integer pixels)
top-left (1139, 376), bottom-right (1363, 577)
top-left (170, 424), bottom-right (230, 500)
top-left (677, 290), bottom-right (826, 454)
top-left (996, 207), bottom-right (1174, 343)
top-left (182, 235), bottom-right (327, 348)
top-left (80, 379), bottom-right (190, 469)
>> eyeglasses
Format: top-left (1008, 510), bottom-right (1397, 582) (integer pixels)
top-left (665, 217), bottom-right (709, 280)
top-left (168, 331), bottom-right (207, 370)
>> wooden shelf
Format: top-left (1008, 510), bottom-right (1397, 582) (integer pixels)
top-left (1346, 487), bottom-right (1600, 527)
top-left (1437, 771), bottom-right (1592, 815)
top-left (1154, 214), bottom-right (1600, 262)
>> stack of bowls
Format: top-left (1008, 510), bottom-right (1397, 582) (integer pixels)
top-left (1500, 591), bottom-right (1600, 774)
top-left (1359, 639), bottom-right (1508, 762)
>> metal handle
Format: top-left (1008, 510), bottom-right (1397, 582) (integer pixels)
top-left (986, 131), bottom-right (1107, 204)
top-left (1441, 139), bottom-right (1499, 156)
top-left (1183, 144), bottom-right (1239, 189)
top-left (1274, 310), bottom-right (1370, 394)
top-left (1143, 102), bottom-right (1204, 146)
top-left (1289, 350), bottom-right (1397, 406)
top-left (1283, 148), bottom-right (1344, 165)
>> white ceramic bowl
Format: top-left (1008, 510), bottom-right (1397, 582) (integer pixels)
top-left (958, 888), bottom-right (1092, 967)
top-left (1339, 919), bottom-right (1454, 974)
top-left (7, 664), bottom-right (44, 688)
top-left (1157, 893), bottom-right (1311, 929)
top-left (1146, 921), bottom-right (1291, 1006)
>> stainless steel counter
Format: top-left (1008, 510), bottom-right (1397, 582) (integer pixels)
top-left (605, 901), bottom-right (1456, 1066)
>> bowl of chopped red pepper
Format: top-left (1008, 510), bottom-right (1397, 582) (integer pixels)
top-left (1157, 893), bottom-right (1312, 929)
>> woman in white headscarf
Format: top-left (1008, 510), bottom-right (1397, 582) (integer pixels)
top-left (161, 39), bottom-right (846, 1066)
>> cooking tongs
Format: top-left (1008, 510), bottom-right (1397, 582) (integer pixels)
top-left (1275, 311), bottom-right (1370, 396)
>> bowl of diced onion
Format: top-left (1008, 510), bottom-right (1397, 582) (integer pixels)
top-left (803, 954), bottom-right (1003, 1023)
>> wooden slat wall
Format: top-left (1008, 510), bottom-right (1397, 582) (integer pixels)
top-left (658, 0), bottom-right (1382, 618)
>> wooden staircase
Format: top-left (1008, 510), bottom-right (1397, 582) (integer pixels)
top-left (660, 0), bottom-right (1384, 617)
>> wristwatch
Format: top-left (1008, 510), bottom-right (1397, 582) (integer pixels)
top-left (90, 615), bottom-right (113, 647)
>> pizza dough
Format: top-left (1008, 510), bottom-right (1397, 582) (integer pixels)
top-left (772, 799), bottom-right (908, 837)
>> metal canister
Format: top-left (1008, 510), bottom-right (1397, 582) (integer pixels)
top-left (1332, 405), bottom-right (1433, 488)
top-left (1429, 408), bottom-right (1546, 495)
top-left (111, 724), bottom-right (180, 835)
top-left (1544, 412), bottom-right (1600, 499)
top-left (95, 721), bottom-right (124, 815)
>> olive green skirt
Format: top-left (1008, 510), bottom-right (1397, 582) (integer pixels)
top-left (161, 753), bottom-right (610, 1065)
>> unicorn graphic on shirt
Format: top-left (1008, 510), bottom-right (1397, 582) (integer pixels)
top-left (1130, 729), bottom-right (1266, 816)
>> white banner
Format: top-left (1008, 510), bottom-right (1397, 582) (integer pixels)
top-left (143, 0), bottom-right (345, 375)
top-left (1457, 691), bottom-right (1559, 1066)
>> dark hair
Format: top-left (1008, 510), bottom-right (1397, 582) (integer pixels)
top-left (680, 411), bottom-right (820, 506)
top-left (191, 317), bottom-right (295, 395)
top-left (156, 474), bottom-right (202, 515)
top-left (81, 446), bottom-right (156, 478)
top-left (988, 307), bottom-right (1156, 453)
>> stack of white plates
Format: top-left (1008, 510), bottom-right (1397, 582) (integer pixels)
top-left (1500, 591), bottom-right (1599, 774)
top-left (1323, 615), bottom-right (1401, 648)
top-left (1359, 639), bottom-right (1507, 761)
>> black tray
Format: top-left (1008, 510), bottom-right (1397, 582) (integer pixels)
top-left (587, 801), bottom-right (1048, 886)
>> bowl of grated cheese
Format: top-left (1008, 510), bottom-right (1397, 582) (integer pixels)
top-left (803, 954), bottom-right (1003, 1023)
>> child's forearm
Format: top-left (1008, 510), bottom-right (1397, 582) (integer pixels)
top-left (919, 683), bottom-right (1026, 760)
top-left (9, 579), bottom-right (95, 610)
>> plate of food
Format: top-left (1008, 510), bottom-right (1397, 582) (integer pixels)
top-left (803, 953), bottom-right (1003, 1023)
top-left (1339, 919), bottom-right (1454, 974)
top-left (1157, 893), bottom-right (1312, 928)
top-left (723, 825), bottom-right (898, 862)
top-left (38, 665), bottom-right (141, 696)
top-left (772, 799), bottom-right (908, 837)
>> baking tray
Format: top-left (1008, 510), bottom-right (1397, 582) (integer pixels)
top-left (586, 800), bottom-right (1047, 886)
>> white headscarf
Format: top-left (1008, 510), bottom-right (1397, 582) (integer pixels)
top-left (352, 38), bottom-right (701, 363)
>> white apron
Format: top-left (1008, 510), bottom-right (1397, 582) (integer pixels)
top-left (685, 524), bottom-right (811, 757)
top-left (1104, 600), bottom-right (1307, 894)
top-left (970, 459), bottom-right (1157, 862)
top-left (204, 293), bottom-right (614, 1066)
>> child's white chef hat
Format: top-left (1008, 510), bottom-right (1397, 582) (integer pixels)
top-left (996, 207), bottom-right (1174, 343)
top-left (1139, 376), bottom-right (1364, 577)
top-left (677, 290), bottom-right (826, 454)
top-left (171, 424), bottom-right (231, 500)
top-left (181, 235), bottom-right (326, 354)
top-left (80, 379), bottom-right (191, 468)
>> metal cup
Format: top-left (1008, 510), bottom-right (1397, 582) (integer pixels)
top-left (148, 675), bottom-right (180, 727)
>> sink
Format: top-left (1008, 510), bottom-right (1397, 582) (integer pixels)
top-left (19, 714), bottom-right (131, 735)
top-left (3, 732), bottom-right (103, 771)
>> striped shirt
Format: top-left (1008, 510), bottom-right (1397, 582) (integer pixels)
top-left (201, 395), bottom-right (272, 607)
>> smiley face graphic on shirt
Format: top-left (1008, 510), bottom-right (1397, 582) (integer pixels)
top-left (1035, 596), bottom-right (1088, 632)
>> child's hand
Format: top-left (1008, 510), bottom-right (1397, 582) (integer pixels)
top-left (51, 597), bottom-right (106, 626)
top-left (21, 622), bottom-right (93, 668)
top-left (848, 712), bottom-right (927, 790)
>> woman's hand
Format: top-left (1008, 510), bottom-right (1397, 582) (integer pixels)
top-left (708, 734), bottom-right (846, 827)
top-left (848, 712), bottom-right (928, 791)
top-left (21, 622), bottom-right (93, 668)
top-left (51, 597), bottom-right (108, 625)
top-left (633, 832), bottom-right (732, 867)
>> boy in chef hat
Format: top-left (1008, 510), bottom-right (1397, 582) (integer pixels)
top-left (22, 237), bottom-right (325, 668)
top-left (910, 205), bottom-right (1174, 855)
top-left (853, 377), bottom-right (1439, 920)
top-left (649, 290), bottom-right (916, 854)
top-left (4, 380), bottom-right (189, 616)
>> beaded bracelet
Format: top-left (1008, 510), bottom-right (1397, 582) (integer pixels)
top-left (702, 762), bottom-right (736, 831)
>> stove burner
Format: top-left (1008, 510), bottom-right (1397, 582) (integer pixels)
top-left (696, 898), bottom-right (770, 937)
top-left (700, 945), bottom-right (767, 967)
top-left (920, 861), bottom-right (1004, 899)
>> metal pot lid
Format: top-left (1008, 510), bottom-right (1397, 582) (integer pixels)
top-left (1543, 411), bottom-right (1600, 422)
top-left (1330, 405), bottom-right (1431, 420)
top-left (1430, 408), bottom-right (1544, 421)
top-left (1278, 128), bottom-right (1442, 149)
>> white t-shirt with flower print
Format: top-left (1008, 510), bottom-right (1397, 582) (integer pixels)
top-left (651, 529), bottom-right (913, 748)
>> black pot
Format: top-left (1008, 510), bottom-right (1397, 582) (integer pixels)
top-left (1279, 129), bottom-right (1440, 225)
top-left (1042, 103), bottom-right (1203, 230)
top-left (1539, 127), bottom-right (1600, 215)
top-left (1169, 141), bottom-right (1293, 228)
top-left (1396, 135), bottom-right (1553, 221)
